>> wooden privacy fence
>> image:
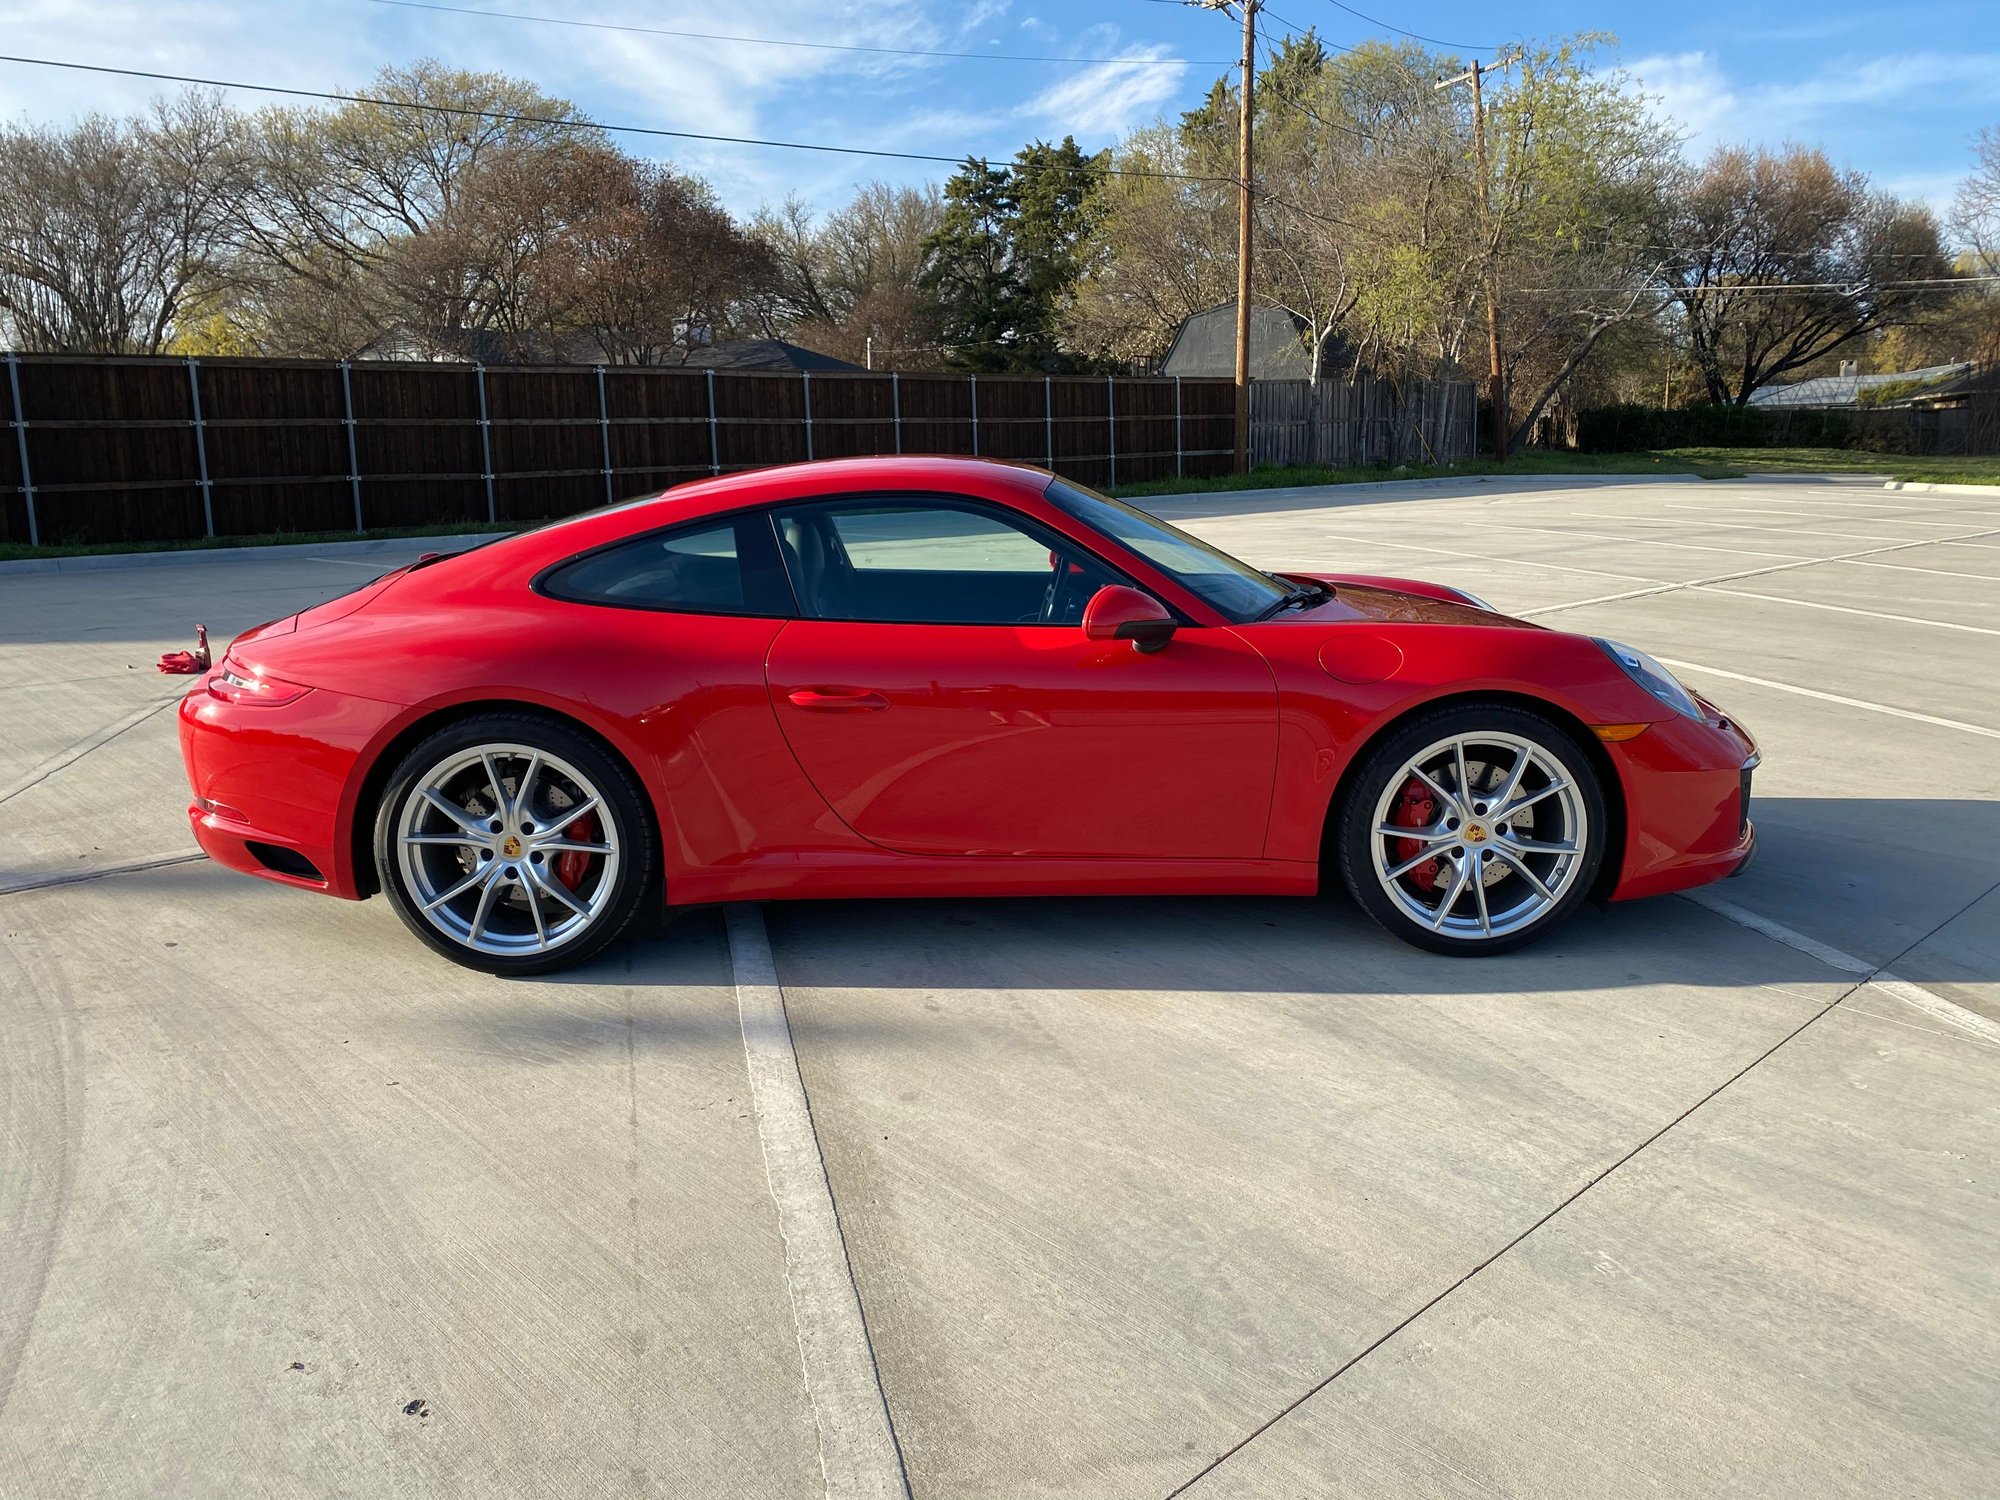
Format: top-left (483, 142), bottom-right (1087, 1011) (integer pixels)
top-left (0, 354), bottom-right (1242, 548)
top-left (1250, 376), bottom-right (1476, 469)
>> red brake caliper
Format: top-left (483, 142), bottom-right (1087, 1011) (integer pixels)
top-left (555, 813), bottom-right (597, 890)
top-left (1390, 777), bottom-right (1441, 893)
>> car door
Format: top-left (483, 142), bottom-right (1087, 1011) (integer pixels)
top-left (763, 496), bottom-right (1279, 860)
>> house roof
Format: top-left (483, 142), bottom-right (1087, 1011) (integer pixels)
top-left (1160, 303), bottom-right (1316, 379)
top-left (681, 339), bottom-right (865, 372)
top-left (1748, 361), bottom-right (1973, 409)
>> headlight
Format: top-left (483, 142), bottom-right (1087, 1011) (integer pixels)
top-left (1594, 638), bottom-right (1703, 721)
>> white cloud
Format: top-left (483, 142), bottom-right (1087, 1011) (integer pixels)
top-left (1022, 46), bottom-right (1186, 138)
top-left (1627, 47), bottom-right (2000, 157)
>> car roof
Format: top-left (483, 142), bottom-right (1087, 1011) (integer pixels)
top-left (442, 456), bottom-right (1066, 583)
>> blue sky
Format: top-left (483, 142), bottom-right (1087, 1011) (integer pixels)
top-left (1, 0), bottom-right (1995, 227)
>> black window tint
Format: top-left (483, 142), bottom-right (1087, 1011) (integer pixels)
top-left (544, 516), bottom-right (792, 616)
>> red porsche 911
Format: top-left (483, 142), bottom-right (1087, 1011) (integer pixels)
top-left (174, 456), bottom-right (1758, 974)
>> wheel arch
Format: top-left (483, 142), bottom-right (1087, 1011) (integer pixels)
top-left (1318, 689), bottom-right (1628, 903)
top-left (345, 698), bottom-right (661, 900)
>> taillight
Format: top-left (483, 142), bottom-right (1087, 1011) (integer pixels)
top-left (208, 655), bottom-right (311, 706)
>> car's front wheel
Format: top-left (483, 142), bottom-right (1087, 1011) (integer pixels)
top-left (374, 713), bottom-right (654, 975)
top-left (1336, 703), bottom-right (1606, 955)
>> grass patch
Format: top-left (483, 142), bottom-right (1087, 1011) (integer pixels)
top-left (0, 519), bottom-right (520, 564)
top-left (1109, 449), bottom-right (1744, 499)
top-left (1658, 447), bottom-right (2000, 485)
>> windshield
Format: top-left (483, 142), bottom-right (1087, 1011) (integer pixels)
top-left (1044, 479), bottom-right (1289, 622)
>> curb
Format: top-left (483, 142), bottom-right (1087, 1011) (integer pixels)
top-left (1881, 480), bottom-right (2000, 497)
top-left (0, 531), bottom-right (504, 577)
top-left (1136, 470), bottom-right (1719, 507)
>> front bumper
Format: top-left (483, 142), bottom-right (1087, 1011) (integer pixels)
top-left (1606, 698), bottom-right (1760, 902)
top-left (179, 675), bottom-right (400, 899)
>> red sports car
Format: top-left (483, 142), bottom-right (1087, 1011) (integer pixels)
top-left (175, 456), bottom-right (1758, 974)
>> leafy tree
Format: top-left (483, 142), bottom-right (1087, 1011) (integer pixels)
top-left (919, 138), bottom-right (1107, 371)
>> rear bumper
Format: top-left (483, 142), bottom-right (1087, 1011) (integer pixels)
top-left (178, 677), bottom-right (399, 900)
top-left (1606, 700), bottom-right (1760, 902)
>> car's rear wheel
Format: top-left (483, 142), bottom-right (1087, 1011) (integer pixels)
top-left (374, 714), bottom-right (653, 975)
top-left (1336, 703), bottom-right (1605, 955)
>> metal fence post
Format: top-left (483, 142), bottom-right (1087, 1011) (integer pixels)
top-left (596, 365), bottom-right (613, 504)
top-left (891, 371), bottom-right (902, 454)
top-left (339, 360), bottom-right (364, 532)
top-left (7, 352), bottom-right (39, 548)
top-left (968, 373), bottom-right (979, 456)
top-left (1174, 376), bottom-right (1184, 478)
top-left (185, 357), bottom-right (215, 538)
top-left (1106, 373), bottom-right (1116, 488)
top-left (705, 368), bottom-right (720, 474)
top-left (473, 364), bottom-right (495, 523)
top-left (1044, 375), bottom-right (1054, 469)
top-left (801, 370), bottom-right (814, 461)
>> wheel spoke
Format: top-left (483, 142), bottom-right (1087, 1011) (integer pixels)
top-left (466, 873), bottom-right (502, 940)
top-left (1491, 746), bottom-right (1530, 810)
top-left (1490, 844), bottom-right (1556, 903)
top-left (404, 832), bottom-right (482, 848)
top-left (555, 794), bottom-right (602, 828)
top-left (533, 837), bottom-right (613, 855)
top-left (419, 787), bottom-right (486, 836)
top-left (1385, 845), bottom-right (1448, 880)
top-left (1410, 765), bottom-right (1461, 817)
top-left (480, 752), bottom-right (507, 812)
top-left (1497, 778), bottom-right (1567, 820)
top-left (512, 753), bottom-right (544, 821)
top-left (1453, 739), bottom-right (1472, 805)
top-left (1497, 834), bottom-right (1576, 857)
top-left (530, 864), bottom-right (591, 920)
top-left (1430, 858), bottom-right (1471, 930)
top-left (524, 875), bottom-right (549, 949)
top-left (1472, 852), bottom-right (1492, 935)
top-left (421, 864), bottom-right (487, 912)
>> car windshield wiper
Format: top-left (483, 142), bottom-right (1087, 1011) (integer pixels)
top-left (1256, 578), bottom-right (1331, 620)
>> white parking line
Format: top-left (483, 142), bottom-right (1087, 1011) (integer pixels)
top-left (1684, 892), bottom-right (2000, 1048)
top-left (1700, 588), bottom-right (2000, 636)
top-left (1656, 658), bottom-right (2000, 740)
top-left (725, 904), bottom-right (910, 1500)
top-left (1835, 557), bottom-right (2000, 582)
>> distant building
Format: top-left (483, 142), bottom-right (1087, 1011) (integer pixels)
top-left (1748, 360), bottom-right (1973, 409)
top-left (1159, 303), bottom-right (1366, 382)
top-left (680, 339), bottom-right (865, 373)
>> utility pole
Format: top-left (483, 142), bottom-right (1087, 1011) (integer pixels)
top-left (1436, 51), bottom-right (1520, 459)
top-left (1196, 0), bottom-right (1257, 472)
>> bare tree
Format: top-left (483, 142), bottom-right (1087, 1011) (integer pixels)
top-left (1663, 145), bottom-right (1951, 404)
top-left (749, 183), bottom-right (944, 366)
top-left (0, 90), bottom-right (244, 352)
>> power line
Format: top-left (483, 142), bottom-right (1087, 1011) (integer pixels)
top-left (0, 52), bottom-right (1240, 185)
top-left (357, 0), bottom-right (1229, 67)
top-left (1316, 0), bottom-right (1500, 51)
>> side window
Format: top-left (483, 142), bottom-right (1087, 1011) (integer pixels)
top-left (773, 500), bottom-right (1122, 625)
top-left (542, 515), bottom-right (793, 616)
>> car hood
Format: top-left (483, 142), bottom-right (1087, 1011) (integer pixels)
top-left (1280, 572), bottom-right (1539, 629)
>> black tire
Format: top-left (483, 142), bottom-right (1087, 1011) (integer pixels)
top-left (1334, 702), bottom-right (1607, 956)
top-left (373, 712), bottom-right (656, 976)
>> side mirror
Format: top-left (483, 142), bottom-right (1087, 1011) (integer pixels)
top-left (1082, 585), bottom-right (1177, 655)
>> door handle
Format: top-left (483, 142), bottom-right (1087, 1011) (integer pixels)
top-left (787, 687), bottom-right (890, 712)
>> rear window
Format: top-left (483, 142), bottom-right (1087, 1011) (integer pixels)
top-left (542, 516), bottom-right (794, 616)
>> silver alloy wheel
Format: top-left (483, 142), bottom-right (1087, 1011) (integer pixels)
top-left (394, 742), bottom-right (621, 957)
top-left (1367, 730), bottom-right (1590, 941)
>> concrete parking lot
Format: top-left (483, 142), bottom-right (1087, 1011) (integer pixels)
top-left (2, 473), bottom-right (1995, 1499)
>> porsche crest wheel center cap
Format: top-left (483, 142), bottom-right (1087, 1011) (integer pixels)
top-left (1464, 824), bottom-right (1489, 844)
top-left (500, 834), bottom-right (523, 858)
